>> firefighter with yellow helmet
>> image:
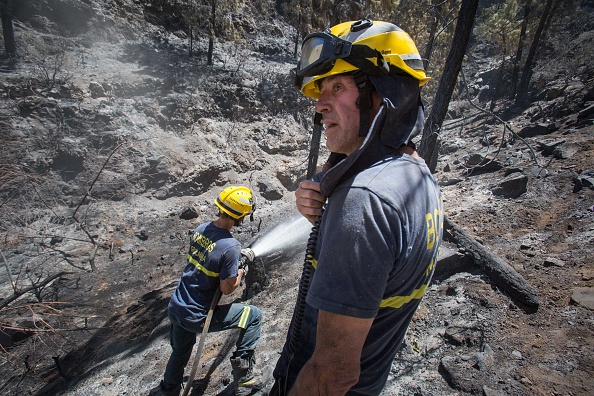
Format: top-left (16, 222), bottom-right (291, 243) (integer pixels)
top-left (151, 186), bottom-right (266, 396)
top-left (271, 20), bottom-right (443, 395)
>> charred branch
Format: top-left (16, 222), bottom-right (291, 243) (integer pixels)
top-left (444, 216), bottom-right (539, 311)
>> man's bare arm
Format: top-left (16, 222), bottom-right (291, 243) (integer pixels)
top-left (289, 310), bottom-right (373, 396)
top-left (220, 268), bottom-right (244, 295)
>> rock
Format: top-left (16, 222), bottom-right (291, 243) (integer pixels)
top-left (439, 355), bottom-right (485, 394)
top-left (573, 169), bottom-right (594, 192)
top-left (441, 141), bottom-right (462, 154)
top-left (528, 165), bottom-right (548, 178)
top-left (444, 326), bottom-right (482, 346)
top-left (433, 246), bottom-right (475, 280)
top-left (465, 153), bottom-right (503, 171)
top-left (520, 377), bottom-right (533, 385)
top-left (504, 167), bottom-right (523, 176)
top-left (553, 142), bottom-right (581, 159)
top-left (257, 179), bottom-right (284, 200)
top-left (511, 350), bottom-right (522, 360)
top-left (537, 139), bottom-right (566, 155)
top-left (580, 268), bottom-right (594, 281)
top-left (89, 81), bottom-right (106, 97)
top-left (440, 177), bottom-right (464, 186)
top-left (483, 385), bottom-right (507, 396)
top-left (570, 287), bottom-right (594, 310)
top-left (545, 85), bottom-right (566, 100)
top-left (0, 321), bottom-right (34, 349)
top-left (490, 173), bottom-right (528, 198)
top-left (474, 343), bottom-right (495, 370)
top-left (120, 244), bottom-right (135, 253)
top-left (543, 257), bottom-right (565, 267)
top-left (17, 96), bottom-right (53, 117)
top-left (101, 377), bottom-right (113, 386)
top-left (135, 229), bottom-right (149, 241)
top-left (577, 103), bottom-right (594, 121)
top-left (179, 206), bottom-right (199, 220)
top-left (276, 166), bottom-right (301, 190)
top-left (517, 123), bottom-right (557, 138)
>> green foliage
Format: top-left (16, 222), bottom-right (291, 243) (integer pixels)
top-left (476, 0), bottom-right (522, 56)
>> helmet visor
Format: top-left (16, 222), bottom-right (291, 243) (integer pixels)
top-left (297, 32), bottom-right (352, 78)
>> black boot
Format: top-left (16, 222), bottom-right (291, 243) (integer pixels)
top-left (230, 352), bottom-right (266, 396)
top-left (148, 380), bottom-right (181, 396)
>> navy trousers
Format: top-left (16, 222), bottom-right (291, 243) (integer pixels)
top-left (162, 302), bottom-right (262, 388)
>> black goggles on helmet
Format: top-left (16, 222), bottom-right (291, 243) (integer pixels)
top-left (294, 31), bottom-right (389, 90)
top-left (296, 32), bottom-right (354, 78)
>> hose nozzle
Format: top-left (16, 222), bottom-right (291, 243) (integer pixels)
top-left (239, 248), bottom-right (256, 280)
top-left (239, 248), bottom-right (256, 269)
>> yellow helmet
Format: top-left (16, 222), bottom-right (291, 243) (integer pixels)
top-left (295, 19), bottom-right (429, 99)
top-left (214, 186), bottom-right (255, 219)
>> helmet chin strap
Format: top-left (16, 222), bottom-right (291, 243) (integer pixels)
top-left (352, 71), bottom-right (373, 137)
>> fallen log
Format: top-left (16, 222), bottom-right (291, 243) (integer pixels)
top-left (444, 216), bottom-right (539, 310)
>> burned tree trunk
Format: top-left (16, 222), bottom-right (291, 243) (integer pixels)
top-left (419, 0), bottom-right (479, 173)
top-left (444, 217), bottom-right (539, 310)
top-left (510, 0), bottom-right (532, 99)
top-left (1, 0), bottom-right (16, 55)
top-left (515, 0), bottom-right (555, 106)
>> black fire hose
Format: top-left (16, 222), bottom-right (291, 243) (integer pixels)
top-left (288, 217), bottom-right (319, 352)
top-left (283, 210), bottom-right (324, 395)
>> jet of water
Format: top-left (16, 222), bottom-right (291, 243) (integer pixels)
top-left (250, 213), bottom-right (312, 258)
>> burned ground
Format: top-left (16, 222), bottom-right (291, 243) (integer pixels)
top-left (0, 1), bottom-right (593, 395)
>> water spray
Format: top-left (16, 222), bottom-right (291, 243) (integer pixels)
top-left (249, 214), bottom-right (312, 258)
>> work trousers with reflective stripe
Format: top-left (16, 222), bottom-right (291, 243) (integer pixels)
top-left (163, 302), bottom-right (262, 388)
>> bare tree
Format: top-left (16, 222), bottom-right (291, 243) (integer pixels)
top-left (188, 0), bottom-right (241, 66)
top-left (422, 0), bottom-right (440, 70)
top-left (419, 0), bottom-right (480, 173)
top-left (515, 0), bottom-right (555, 106)
top-left (476, 0), bottom-right (524, 111)
top-left (0, 0), bottom-right (16, 55)
top-left (510, 0), bottom-right (532, 99)
top-left (207, 0), bottom-right (216, 65)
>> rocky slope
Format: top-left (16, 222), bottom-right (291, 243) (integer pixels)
top-left (0, 1), bottom-right (593, 395)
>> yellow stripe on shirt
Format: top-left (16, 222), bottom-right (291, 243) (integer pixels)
top-left (380, 283), bottom-right (429, 309)
top-left (187, 254), bottom-right (220, 278)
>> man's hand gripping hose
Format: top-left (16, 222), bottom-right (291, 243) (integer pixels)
top-left (240, 248), bottom-right (256, 278)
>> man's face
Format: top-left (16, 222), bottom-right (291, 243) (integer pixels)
top-left (315, 74), bottom-right (366, 156)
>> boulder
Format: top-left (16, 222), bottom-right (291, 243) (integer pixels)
top-left (491, 173), bottom-right (528, 198)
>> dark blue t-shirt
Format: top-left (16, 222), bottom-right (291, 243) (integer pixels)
top-left (275, 153), bottom-right (443, 395)
top-left (168, 222), bottom-right (240, 326)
